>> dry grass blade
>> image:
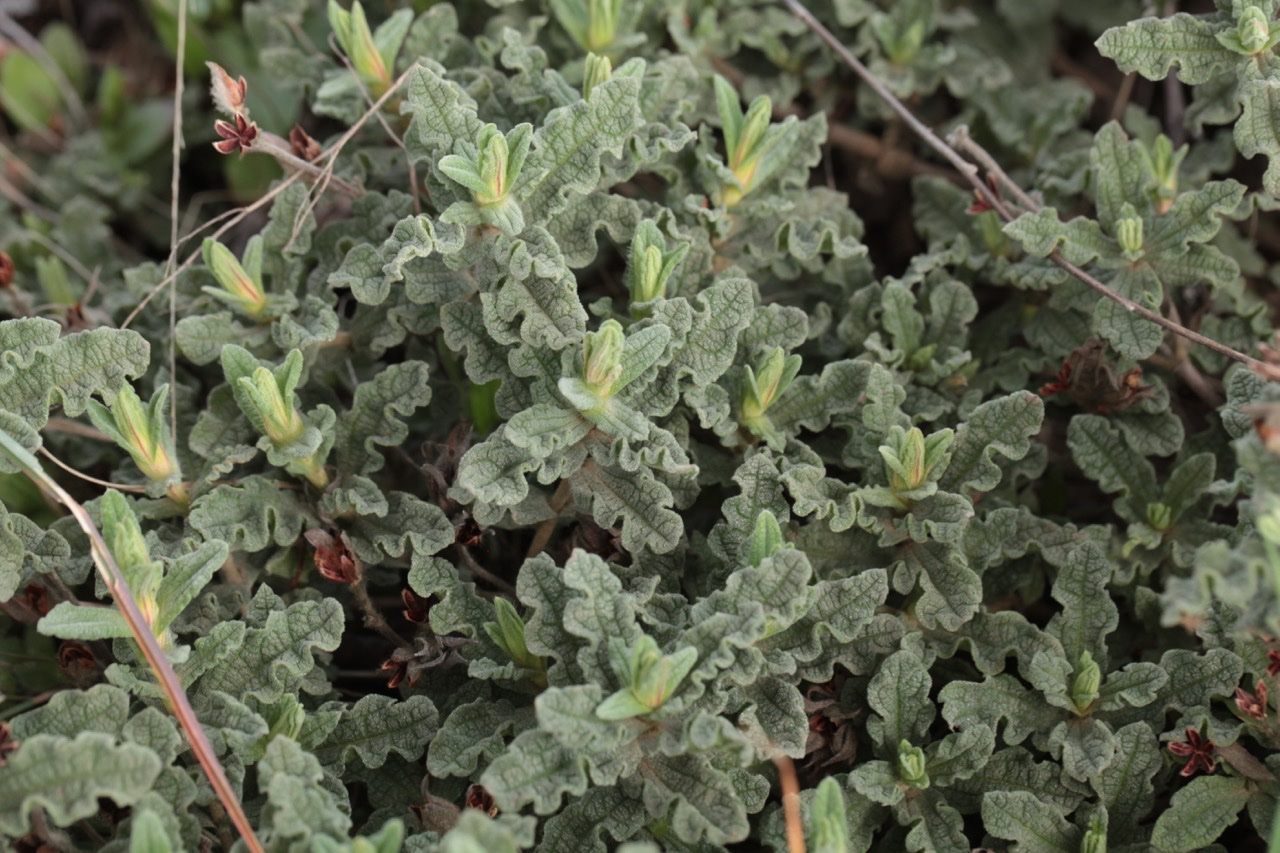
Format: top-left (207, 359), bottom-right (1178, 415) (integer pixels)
top-left (772, 752), bottom-right (806, 853)
top-left (0, 430), bottom-right (264, 853)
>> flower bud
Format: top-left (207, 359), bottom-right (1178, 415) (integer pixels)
top-left (1071, 650), bottom-right (1102, 715)
top-left (582, 52), bottom-right (612, 100)
top-left (1115, 203), bottom-right (1144, 260)
top-left (583, 320), bottom-right (626, 396)
top-left (1238, 5), bottom-right (1271, 54)
top-left (202, 237), bottom-right (268, 318)
top-left (897, 740), bottom-right (930, 789)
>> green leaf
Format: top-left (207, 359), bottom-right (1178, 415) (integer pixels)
top-left (1047, 541), bottom-right (1118, 668)
top-left (189, 476), bottom-right (314, 553)
top-left (640, 752), bottom-right (756, 845)
top-left (0, 320), bottom-right (149, 430)
top-left (428, 698), bottom-right (530, 778)
top-left (334, 361), bottom-right (432, 475)
top-left (981, 790), bottom-right (1078, 853)
top-left (578, 462), bottom-right (683, 554)
top-left (1095, 14), bottom-right (1240, 84)
top-left (1235, 77), bottom-right (1280, 196)
top-left (194, 597), bottom-right (343, 704)
top-left (740, 677), bottom-right (808, 758)
top-left (1093, 266), bottom-right (1164, 359)
top-left (482, 728), bottom-right (590, 814)
top-left (1091, 722), bottom-right (1160, 843)
top-left (154, 540), bottom-right (228, 634)
top-left (0, 732), bottom-right (162, 835)
top-left (484, 228), bottom-right (588, 350)
top-left (10, 684), bottom-right (129, 740)
top-left (37, 602), bottom-right (130, 641)
top-left (0, 502), bottom-right (68, 591)
top-left (315, 695), bottom-right (439, 770)
top-left (938, 391), bottom-right (1044, 495)
top-left (1158, 648), bottom-right (1243, 713)
top-left (897, 540), bottom-right (982, 633)
top-left (866, 640), bottom-right (934, 749)
top-left (1053, 716), bottom-right (1116, 781)
top-left (518, 74), bottom-right (644, 220)
top-left (1067, 415), bottom-right (1159, 520)
top-left (940, 674), bottom-right (1063, 747)
top-left (542, 787), bottom-right (648, 853)
top-left (402, 65), bottom-right (484, 165)
top-left (1150, 775), bottom-right (1251, 852)
top-left (257, 736), bottom-right (351, 845)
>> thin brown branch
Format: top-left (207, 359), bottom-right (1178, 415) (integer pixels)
top-left (782, 0), bottom-right (1269, 376)
top-left (350, 576), bottom-right (411, 648)
top-left (825, 123), bottom-right (962, 183)
top-left (526, 479), bottom-right (574, 559)
top-left (458, 546), bottom-right (518, 597)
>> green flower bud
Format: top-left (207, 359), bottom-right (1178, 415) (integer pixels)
top-left (582, 52), bottom-right (612, 100)
top-left (1147, 502), bottom-right (1173, 532)
top-left (1115, 203), bottom-right (1144, 260)
top-left (742, 348), bottom-right (801, 424)
top-left (585, 0), bottom-right (621, 53)
top-left (483, 598), bottom-right (547, 685)
top-left (715, 75), bottom-right (787, 207)
top-left (1071, 650), bottom-right (1102, 715)
top-left (810, 777), bottom-right (851, 853)
top-left (87, 384), bottom-right (182, 494)
top-left (100, 490), bottom-right (163, 631)
top-left (328, 0), bottom-right (390, 93)
top-left (1239, 5), bottom-right (1271, 54)
top-left (1139, 135), bottom-right (1187, 215)
top-left (202, 237), bottom-right (268, 318)
top-left (243, 366), bottom-right (305, 446)
top-left (597, 635), bottom-right (698, 719)
top-left (626, 221), bottom-right (689, 309)
top-left (264, 696), bottom-right (306, 744)
top-left (1080, 815), bottom-right (1107, 853)
top-left (747, 510), bottom-right (786, 568)
top-left (897, 740), bottom-right (930, 789)
top-left (1257, 503), bottom-right (1280, 545)
top-left (582, 319), bottom-right (626, 396)
top-left (550, 0), bottom-right (625, 54)
top-left (436, 123), bottom-right (532, 234)
top-left (475, 125), bottom-right (510, 207)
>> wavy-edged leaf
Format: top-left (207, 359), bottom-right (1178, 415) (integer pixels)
top-left (1149, 775), bottom-right (1251, 852)
top-left (518, 74), bottom-right (644, 219)
top-left (428, 698), bottom-right (532, 778)
top-left (315, 694), bottom-right (438, 770)
top-left (0, 320), bottom-right (149, 430)
top-left (194, 597), bottom-right (343, 704)
top-left (335, 361), bottom-right (432, 475)
top-left (482, 728), bottom-right (590, 814)
top-left (0, 732), bottom-right (162, 835)
top-left (10, 684), bottom-right (129, 740)
top-left (938, 391), bottom-right (1044, 495)
top-left (1092, 722), bottom-right (1160, 843)
top-left (1047, 541), bottom-right (1117, 668)
top-left (1067, 415), bottom-right (1158, 521)
top-left (189, 476), bottom-right (313, 553)
top-left (866, 640), bottom-right (933, 749)
top-left (1095, 14), bottom-right (1239, 84)
top-left (578, 462), bottom-right (683, 554)
top-left (981, 790), bottom-right (1078, 853)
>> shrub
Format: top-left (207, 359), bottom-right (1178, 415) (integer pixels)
top-left (0, 0), bottom-right (1279, 850)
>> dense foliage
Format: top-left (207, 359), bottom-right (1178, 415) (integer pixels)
top-left (1, 0), bottom-right (1280, 850)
